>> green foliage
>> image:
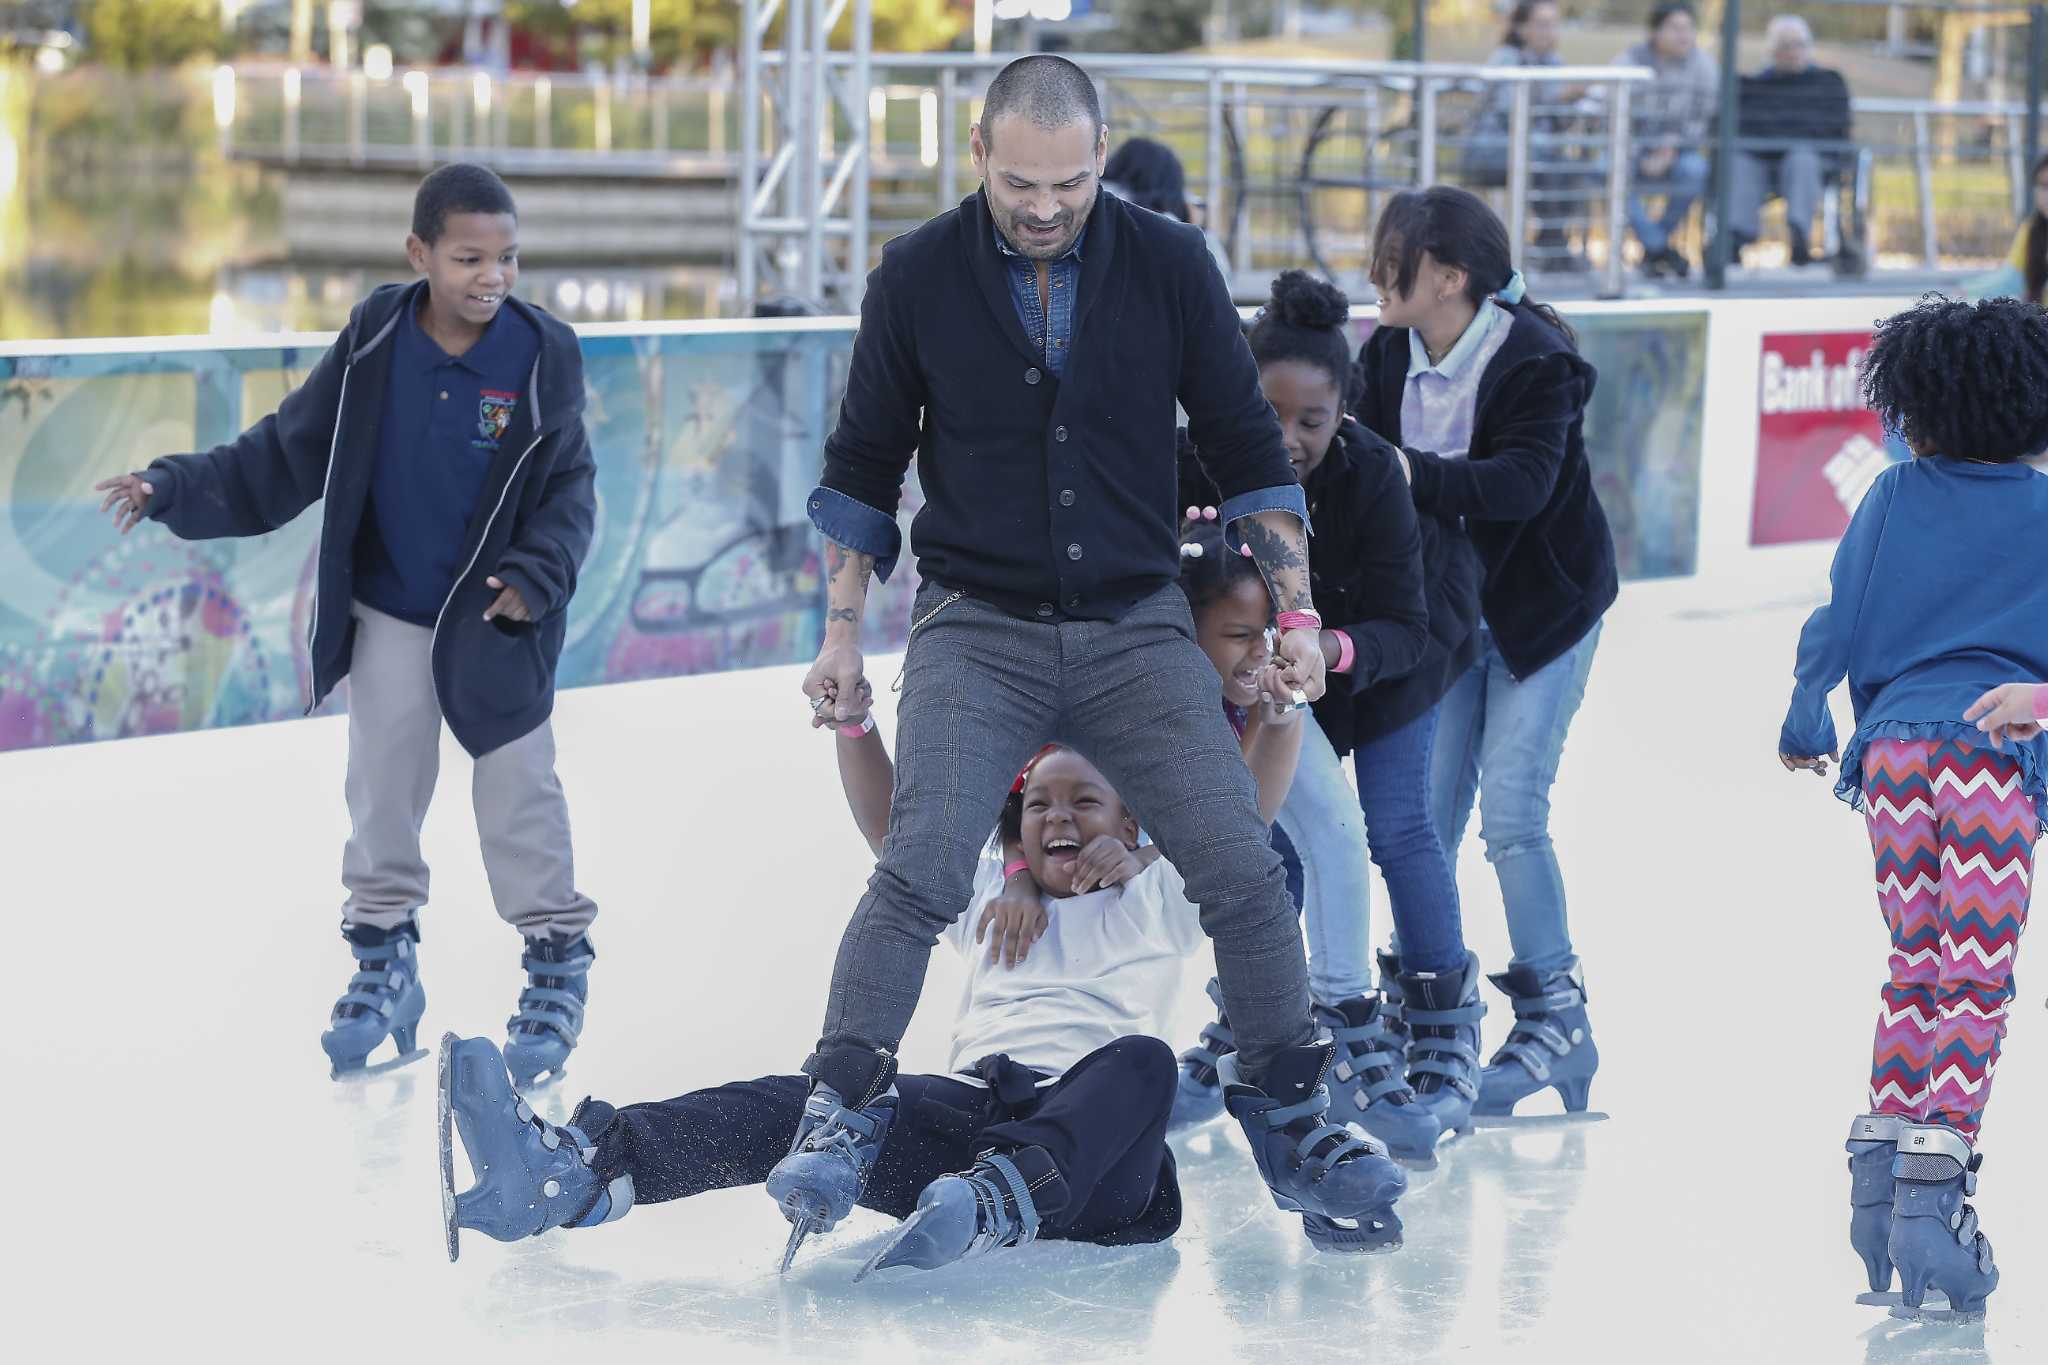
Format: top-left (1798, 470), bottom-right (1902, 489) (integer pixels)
top-left (79, 0), bottom-right (227, 72)
top-left (1111, 0), bottom-right (1205, 55)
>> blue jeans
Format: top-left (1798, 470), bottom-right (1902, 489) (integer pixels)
top-left (1427, 622), bottom-right (1601, 978)
top-left (1275, 718), bottom-right (1375, 1004)
top-left (1627, 150), bottom-right (1709, 255)
top-left (1276, 703), bottom-right (1469, 996)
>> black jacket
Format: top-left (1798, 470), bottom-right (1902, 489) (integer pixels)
top-left (813, 187), bottom-right (1298, 622)
top-left (1350, 308), bottom-right (1615, 681)
top-left (1738, 65), bottom-right (1852, 147)
top-left (1182, 418), bottom-right (1479, 751)
top-left (140, 282), bottom-right (596, 757)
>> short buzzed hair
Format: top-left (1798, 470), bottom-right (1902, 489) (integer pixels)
top-left (979, 55), bottom-right (1103, 148)
top-left (412, 162), bottom-right (517, 243)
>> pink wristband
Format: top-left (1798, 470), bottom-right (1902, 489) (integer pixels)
top-left (1003, 858), bottom-right (1029, 879)
top-left (1331, 628), bottom-right (1356, 675)
top-left (2034, 683), bottom-right (2048, 722)
top-left (834, 714), bottom-right (876, 738)
top-left (1275, 609), bottom-right (1323, 633)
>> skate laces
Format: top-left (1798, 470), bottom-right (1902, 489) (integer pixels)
top-left (331, 934), bottom-right (416, 1023)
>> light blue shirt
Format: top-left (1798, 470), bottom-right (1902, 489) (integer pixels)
top-left (1400, 300), bottom-right (1515, 461)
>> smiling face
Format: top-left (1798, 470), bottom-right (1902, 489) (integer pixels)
top-left (407, 210), bottom-right (519, 336)
top-left (971, 112), bottom-right (1107, 261)
top-left (1195, 575), bottom-right (1276, 708)
top-left (1019, 750), bottom-right (1139, 897)
top-left (1370, 241), bottom-right (1469, 334)
top-left (1262, 358), bottom-right (1343, 484)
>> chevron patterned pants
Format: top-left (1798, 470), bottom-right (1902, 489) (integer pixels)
top-left (1863, 738), bottom-right (2037, 1144)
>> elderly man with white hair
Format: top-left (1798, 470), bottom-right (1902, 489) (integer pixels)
top-left (1730, 15), bottom-right (1853, 265)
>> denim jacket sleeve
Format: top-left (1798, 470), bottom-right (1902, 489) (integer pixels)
top-left (1779, 465), bottom-right (1900, 757)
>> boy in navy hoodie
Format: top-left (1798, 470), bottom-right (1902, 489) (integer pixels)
top-left (96, 164), bottom-right (600, 1088)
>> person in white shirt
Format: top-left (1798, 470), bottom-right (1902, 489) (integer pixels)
top-left (436, 742), bottom-right (1198, 1271)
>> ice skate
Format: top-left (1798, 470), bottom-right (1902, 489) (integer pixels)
top-left (1401, 953), bottom-right (1487, 1138)
top-left (437, 1034), bottom-right (633, 1263)
top-left (765, 1070), bottom-right (899, 1273)
top-left (855, 1148), bottom-right (1049, 1281)
top-left (1170, 977), bottom-right (1233, 1130)
top-left (1220, 1042), bottom-right (1407, 1253)
top-left (1886, 1124), bottom-right (1997, 1322)
top-left (1470, 960), bottom-right (1607, 1128)
top-left (1314, 994), bottom-right (1441, 1167)
top-left (502, 934), bottom-right (593, 1090)
top-left (1845, 1113), bottom-right (1923, 1308)
top-left (320, 921), bottom-right (427, 1080)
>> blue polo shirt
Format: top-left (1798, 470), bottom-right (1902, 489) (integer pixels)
top-left (355, 301), bottom-right (540, 627)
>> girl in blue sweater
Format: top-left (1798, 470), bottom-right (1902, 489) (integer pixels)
top-left (1778, 295), bottom-right (2048, 1320)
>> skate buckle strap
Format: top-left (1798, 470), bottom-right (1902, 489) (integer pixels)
top-left (1848, 1113), bottom-right (1905, 1144)
top-left (1494, 1016), bottom-right (1572, 1079)
top-left (1511, 987), bottom-right (1582, 1017)
top-left (968, 1152), bottom-right (1043, 1254)
top-left (1897, 1124), bottom-right (1973, 1167)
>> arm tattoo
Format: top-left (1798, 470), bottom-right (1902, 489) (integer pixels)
top-left (1238, 516), bottom-right (1315, 613)
top-left (826, 607), bottom-right (859, 623)
top-left (823, 540), bottom-right (874, 587)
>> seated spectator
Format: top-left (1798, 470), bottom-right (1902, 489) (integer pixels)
top-left (1616, 2), bottom-right (1717, 279)
top-left (1730, 16), bottom-right (1852, 266)
top-left (1468, 0), bottom-right (1596, 273)
top-left (1971, 153), bottom-right (2048, 303)
top-left (1103, 136), bottom-right (1232, 289)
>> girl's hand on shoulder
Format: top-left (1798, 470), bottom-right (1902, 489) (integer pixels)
top-left (1965, 682), bottom-right (2045, 750)
top-left (977, 879), bottom-right (1048, 969)
top-left (1778, 750), bottom-right (1837, 777)
top-left (1071, 835), bottom-right (1144, 894)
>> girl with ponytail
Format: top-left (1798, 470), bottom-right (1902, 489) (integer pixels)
top-left (1172, 269), bottom-right (1484, 1164)
top-left (1351, 185), bottom-right (1617, 1126)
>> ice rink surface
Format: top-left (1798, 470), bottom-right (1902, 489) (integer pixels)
top-left (5, 579), bottom-right (2042, 1363)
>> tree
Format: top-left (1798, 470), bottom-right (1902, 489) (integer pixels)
top-left (80, 0), bottom-right (226, 71)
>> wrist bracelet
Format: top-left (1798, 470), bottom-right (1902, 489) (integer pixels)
top-left (1003, 858), bottom-right (1030, 879)
top-left (834, 714), bottom-right (876, 738)
top-left (1331, 628), bottom-right (1356, 675)
top-left (1275, 609), bottom-right (1323, 633)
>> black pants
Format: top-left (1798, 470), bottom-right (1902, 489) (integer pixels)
top-left (587, 1034), bottom-right (1184, 1245)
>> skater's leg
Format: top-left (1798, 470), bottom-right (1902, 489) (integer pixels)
top-left (473, 718), bottom-right (599, 1086)
top-left (1277, 718), bottom-right (1374, 1005)
top-left (977, 1036), bottom-right (1183, 1244)
top-left (1861, 738), bottom-right (1942, 1122)
top-left (341, 603), bottom-right (444, 930)
top-left (587, 1072), bottom-right (980, 1211)
top-left (1924, 739), bottom-right (2036, 1143)
top-left (1474, 621), bottom-right (1600, 977)
top-left (472, 718), bottom-right (597, 939)
top-left (1427, 654), bottom-right (1486, 864)
top-left (1357, 703), bottom-right (1465, 976)
top-left (1060, 586), bottom-right (1313, 1081)
top-left (807, 586), bottom-right (1059, 1080)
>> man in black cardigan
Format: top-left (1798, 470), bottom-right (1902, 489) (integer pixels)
top-left (768, 55), bottom-right (1406, 1268)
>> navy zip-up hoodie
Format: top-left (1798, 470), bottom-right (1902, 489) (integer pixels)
top-left (137, 281), bottom-right (596, 757)
top-left (1350, 307), bottom-right (1616, 681)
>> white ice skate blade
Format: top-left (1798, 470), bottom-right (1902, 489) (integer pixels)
top-left (1887, 1304), bottom-right (1984, 1325)
top-left (437, 1034), bottom-right (460, 1264)
top-left (1855, 1290), bottom-right (1949, 1310)
top-left (329, 1045), bottom-right (428, 1084)
top-left (853, 1203), bottom-right (937, 1283)
top-left (1468, 1109), bottom-right (1609, 1131)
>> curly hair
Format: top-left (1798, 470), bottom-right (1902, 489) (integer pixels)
top-left (1175, 512), bottom-right (1270, 619)
top-left (1248, 269), bottom-right (1353, 389)
top-left (1861, 294), bottom-right (2048, 463)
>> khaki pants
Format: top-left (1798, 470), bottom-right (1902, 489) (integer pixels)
top-left (339, 602), bottom-right (596, 940)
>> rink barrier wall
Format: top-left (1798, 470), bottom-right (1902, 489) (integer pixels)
top-left (0, 296), bottom-right (1902, 753)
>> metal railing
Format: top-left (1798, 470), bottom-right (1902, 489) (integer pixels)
top-left (214, 56), bottom-right (2048, 300)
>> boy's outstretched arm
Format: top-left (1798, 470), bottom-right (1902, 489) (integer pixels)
top-left (493, 421), bottom-right (597, 622)
top-left (95, 323), bottom-right (353, 540)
